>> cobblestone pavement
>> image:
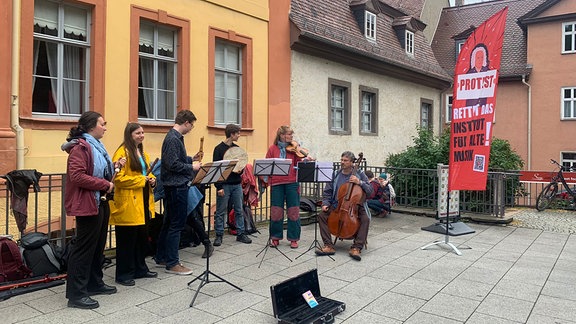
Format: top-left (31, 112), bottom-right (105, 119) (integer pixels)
top-left (508, 207), bottom-right (576, 234)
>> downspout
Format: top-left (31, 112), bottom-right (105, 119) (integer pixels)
top-left (11, 0), bottom-right (25, 169)
top-left (522, 74), bottom-right (531, 170)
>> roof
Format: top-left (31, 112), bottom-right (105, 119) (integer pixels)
top-left (380, 0), bottom-right (427, 19)
top-left (289, 0), bottom-right (452, 88)
top-left (431, 0), bottom-right (548, 79)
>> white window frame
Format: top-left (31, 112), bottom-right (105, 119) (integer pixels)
top-left (562, 22), bottom-right (576, 54)
top-left (421, 101), bottom-right (432, 131)
top-left (561, 152), bottom-right (576, 170)
top-left (138, 21), bottom-right (178, 122)
top-left (32, 0), bottom-right (90, 117)
top-left (446, 94), bottom-right (453, 123)
top-left (360, 90), bottom-right (376, 134)
top-left (562, 87), bottom-right (576, 120)
top-left (405, 30), bottom-right (414, 55)
top-left (455, 40), bottom-right (465, 59)
top-left (331, 86), bottom-right (346, 131)
top-left (365, 11), bottom-right (376, 41)
top-left (214, 40), bottom-right (242, 125)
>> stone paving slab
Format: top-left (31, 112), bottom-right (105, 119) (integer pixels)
top-left (2, 208), bottom-right (576, 323)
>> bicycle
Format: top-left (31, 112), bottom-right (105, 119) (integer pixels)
top-left (535, 159), bottom-right (576, 211)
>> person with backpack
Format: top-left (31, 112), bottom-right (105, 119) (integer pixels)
top-left (365, 171), bottom-right (393, 217)
top-left (61, 112), bottom-right (125, 309)
top-left (109, 123), bottom-right (158, 287)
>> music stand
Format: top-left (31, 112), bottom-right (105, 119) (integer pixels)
top-left (188, 160), bottom-right (241, 307)
top-left (253, 158), bottom-right (293, 268)
top-left (295, 161), bottom-right (334, 260)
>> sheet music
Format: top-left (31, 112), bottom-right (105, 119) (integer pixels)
top-left (316, 161), bottom-right (333, 182)
top-left (192, 160), bottom-right (237, 184)
top-left (253, 158), bottom-right (292, 176)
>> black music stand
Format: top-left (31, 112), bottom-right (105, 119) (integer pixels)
top-left (188, 160), bottom-right (241, 307)
top-left (253, 158), bottom-right (293, 268)
top-left (295, 161), bottom-right (334, 260)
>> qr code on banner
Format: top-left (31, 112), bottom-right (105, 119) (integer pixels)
top-left (473, 155), bottom-right (485, 172)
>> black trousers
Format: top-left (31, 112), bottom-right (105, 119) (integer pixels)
top-left (115, 225), bottom-right (150, 281)
top-left (65, 202), bottom-right (110, 300)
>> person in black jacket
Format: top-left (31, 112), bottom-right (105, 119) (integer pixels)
top-left (212, 124), bottom-right (252, 246)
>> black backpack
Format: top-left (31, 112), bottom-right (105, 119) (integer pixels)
top-left (19, 233), bottom-right (63, 276)
top-left (0, 236), bottom-right (32, 283)
top-left (242, 204), bottom-right (259, 235)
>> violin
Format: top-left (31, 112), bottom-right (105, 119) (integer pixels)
top-left (286, 141), bottom-right (310, 158)
top-left (327, 153), bottom-right (365, 240)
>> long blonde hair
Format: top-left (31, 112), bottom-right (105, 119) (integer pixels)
top-left (274, 125), bottom-right (293, 145)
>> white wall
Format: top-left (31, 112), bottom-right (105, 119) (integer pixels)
top-left (290, 52), bottom-right (442, 165)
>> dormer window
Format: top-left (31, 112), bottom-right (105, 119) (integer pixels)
top-left (456, 40), bottom-right (465, 58)
top-left (405, 30), bottom-right (414, 55)
top-left (365, 11), bottom-right (376, 41)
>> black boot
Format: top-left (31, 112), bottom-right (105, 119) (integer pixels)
top-left (202, 243), bottom-right (214, 258)
top-left (213, 235), bottom-right (223, 246)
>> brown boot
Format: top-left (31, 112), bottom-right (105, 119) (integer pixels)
top-left (315, 245), bottom-right (335, 256)
top-left (349, 248), bottom-right (361, 261)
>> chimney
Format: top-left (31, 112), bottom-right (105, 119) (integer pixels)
top-left (455, 0), bottom-right (464, 6)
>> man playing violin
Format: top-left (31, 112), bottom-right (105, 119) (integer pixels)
top-left (316, 151), bottom-right (373, 261)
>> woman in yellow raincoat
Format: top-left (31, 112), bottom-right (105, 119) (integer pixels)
top-left (110, 123), bottom-right (158, 286)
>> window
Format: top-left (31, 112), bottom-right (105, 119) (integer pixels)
top-left (138, 22), bottom-right (177, 121)
top-left (328, 79), bottom-right (351, 135)
top-left (359, 86), bottom-right (378, 135)
top-left (562, 87), bottom-right (576, 119)
top-left (563, 22), bottom-right (576, 53)
top-left (129, 7), bottom-right (189, 124)
top-left (446, 94), bottom-right (453, 123)
top-left (208, 28), bottom-right (253, 129)
top-left (455, 40), bottom-right (465, 59)
top-left (214, 41), bottom-right (242, 125)
top-left (405, 30), bottom-right (414, 55)
top-left (32, 0), bottom-right (90, 117)
top-left (562, 152), bottom-right (576, 170)
top-left (365, 11), bottom-right (376, 41)
top-left (420, 100), bottom-right (432, 130)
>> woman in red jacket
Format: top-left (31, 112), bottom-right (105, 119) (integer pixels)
top-left (62, 111), bottom-right (124, 309)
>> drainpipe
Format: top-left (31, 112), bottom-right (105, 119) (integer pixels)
top-left (11, 0), bottom-right (25, 169)
top-left (522, 74), bottom-right (531, 170)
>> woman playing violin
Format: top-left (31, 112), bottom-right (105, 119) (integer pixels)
top-left (264, 125), bottom-right (313, 249)
top-left (316, 151), bottom-right (372, 261)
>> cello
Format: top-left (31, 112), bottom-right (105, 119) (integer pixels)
top-left (327, 153), bottom-right (365, 241)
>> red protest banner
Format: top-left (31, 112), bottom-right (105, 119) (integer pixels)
top-left (449, 7), bottom-right (509, 191)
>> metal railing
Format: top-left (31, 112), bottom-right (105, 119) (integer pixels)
top-left (1, 167), bottom-right (527, 250)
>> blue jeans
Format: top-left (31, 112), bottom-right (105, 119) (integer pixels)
top-left (367, 199), bottom-right (391, 213)
top-left (155, 185), bottom-right (188, 269)
top-left (214, 183), bottom-right (245, 236)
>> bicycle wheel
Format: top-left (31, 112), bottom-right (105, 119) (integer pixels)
top-left (536, 183), bottom-right (559, 211)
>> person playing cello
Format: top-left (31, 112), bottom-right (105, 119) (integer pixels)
top-left (316, 151), bottom-right (373, 261)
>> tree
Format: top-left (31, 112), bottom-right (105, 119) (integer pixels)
top-left (386, 127), bottom-right (524, 171)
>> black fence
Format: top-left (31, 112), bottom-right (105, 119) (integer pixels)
top-left (1, 166), bottom-right (537, 250)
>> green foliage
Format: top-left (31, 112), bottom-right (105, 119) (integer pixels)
top-left (385, 127), bottom-right (525, 213)
top-left (386, 127), bottom-right (524, 171)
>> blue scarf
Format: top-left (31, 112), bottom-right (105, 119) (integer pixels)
top-left (83, 133), bottom-right (113, 181)
top-left (278, 142), bottom-right (287, 159)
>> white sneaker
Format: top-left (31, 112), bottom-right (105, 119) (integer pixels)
top-left (165, 263), bottom-right (193, 275)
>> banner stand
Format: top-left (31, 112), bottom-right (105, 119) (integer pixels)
top-left (421, 164), bottom-right (474, 255)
